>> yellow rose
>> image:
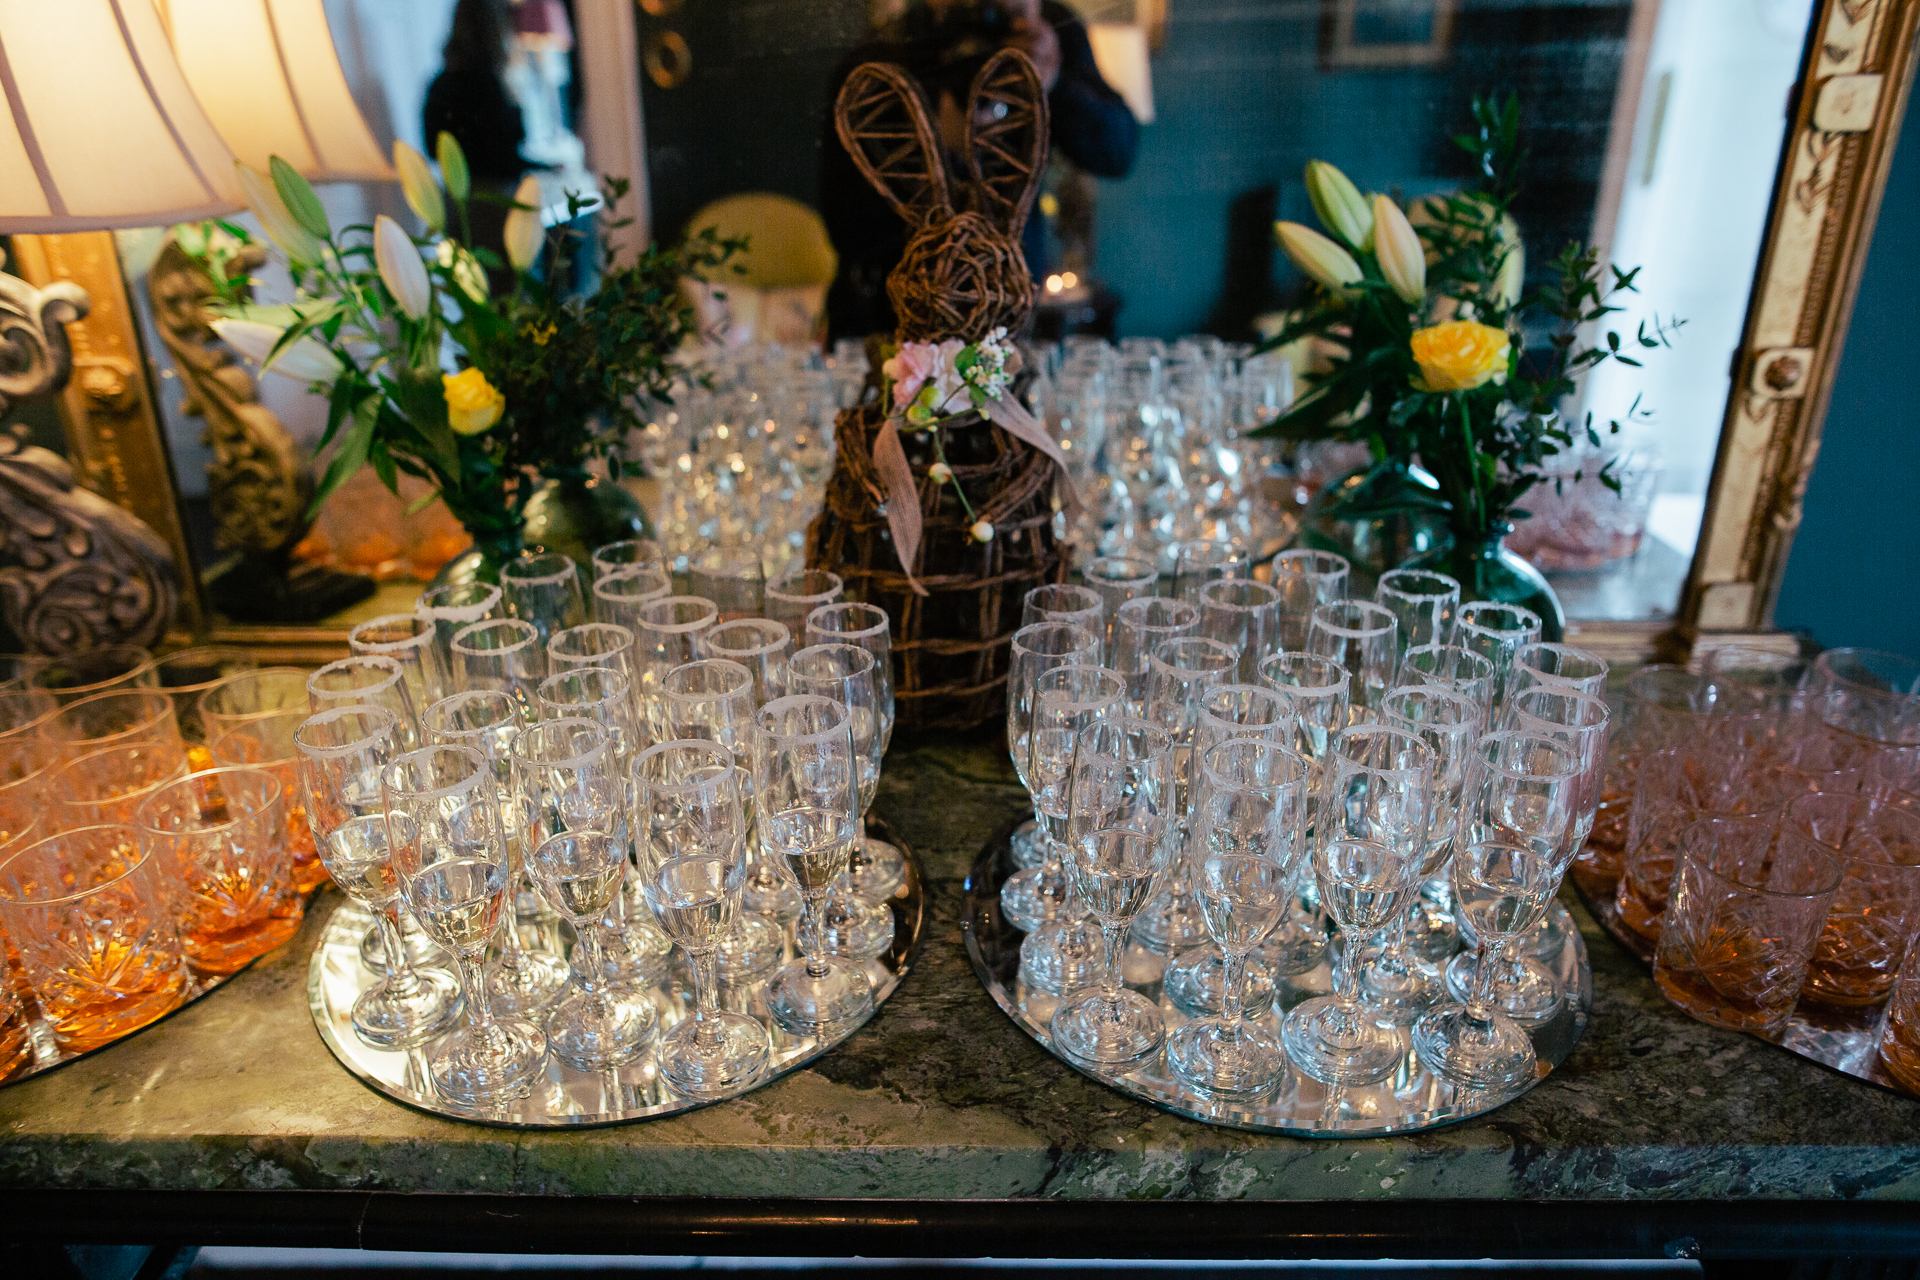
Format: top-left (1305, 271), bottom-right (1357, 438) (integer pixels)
top-left (443, 367), bottom-right (504, 435)
top-left (1410, 319), bottom-right (1512, 392)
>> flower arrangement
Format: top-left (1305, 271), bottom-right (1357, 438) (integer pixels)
top-left (1256, 96), bottom-right (1681, 618)
top-left (879, 326), bottom-right (1027, 544)
top-left (205, 135), bottom-right (738, 570)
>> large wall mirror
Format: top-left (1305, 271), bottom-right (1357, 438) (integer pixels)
top-left (2, 0), bottom-right (1912, 664)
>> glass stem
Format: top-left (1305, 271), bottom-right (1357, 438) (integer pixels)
top-left (1097, 920), bottom-right (1127, 1019)
top-left (1333, 925), bottom-right (1365, 1004)
top-left (575, 919), bottom-right (611, 996)
top-left (1466, 938), bottom-right (1507, 1023)
top-left (689, 947), bottom-right (723, 1049)
top-left (1220, 947), bottom-right (1249, 1044)
top-left (455, 952), bottom-right (501, 1045)
top-left (1036, 839), bottom-right (1070, 916)
top-left (801, 892), bottom-right (830, 979)
top-left (375, 904), bottom-right (422, 997)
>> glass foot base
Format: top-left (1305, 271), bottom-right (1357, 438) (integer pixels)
top-left (485, 945), bottom-right (571, 1016)
top-left (1163, 945), bottom-right (1276, 1019)
top-left (351, 967), bottom-right (463, 1049)
top-left (581, 920), bottom-right (672, 994)
top-left (1404, 894), bottom-right (1459, 966)
top-left (1009, 819), bottom-right (1043, 871)
top-left (545, 985), bottom-right (658, 1072)
top-left (999, 868), bottom-right (1082, 934)
top-left (1280, 993), bottom-right (1406, 1086)
top-left (1412, 1002), bottom-right (1537, 1092)
top-left (430, 1018), bottom-right (547, 1104)
top-left (845, 837), bottom-right (907, 902)
top-left (1052, 987), bottom-right (1166, 1066)
top-left (1259, 909), bottom-right (1331, 977)
top-left (744, 876), bottom-right (803, 925)
top-left (1019, 920), bottom-right (1104, 996)
top-left (660, 1010), bottom-right (771, 1099)
top-left (714, 915), bottom-right (785, 986)
top-left (1132, 890), bottom-right (1210, 955)
top-left (1355, 950), bottom-right (1445, 1025)
top-left (820, 890), bottom-right (894, 961)
top-left (767, 956), bottom-right (873, 1034)
top-left (1444, 950), bottom-right (1563, 1028)
top-left (1166, 1017), bottom-right (1287, 1100)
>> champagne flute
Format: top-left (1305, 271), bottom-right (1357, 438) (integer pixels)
top-left (1269, 550), bottom-right (1349, 649)
top-left (592, 565), bottom-right (673, 632)
top-left (547, 623), bottom-right (640, 722)
top-left (635, 740), bottom-right (772, 1097)
top-left (753, 694), bottom-right (872, 1032)
top-left (1280, 724), bottom-right (1434, 1085)
top-left (418, 583), bottom-right (504, 695)
top-left (1196, 578), bottom-right (1282, 683)
top-left (800, 605), bottom-right (906, 903)
top-left (451, 619), bottom-right (547, 725)
top-left (383, 744), bottom-right (549, 1103)
top-left (1109, 597), bottom-right (1200, 715)
top-left (308, 656), bottom-right (420, 748)
top-left (1374, 569), bottom-right (1461, 655)
top-left (421, 691), bottom-right (571, 1016)
top-left (787, 643), bottom-right (894, 960)
top-left (702, 618), bottom-right (792, 708)
top-left (1399, 644), bottom-right (1499, 729)
top-left (1306, 601), bottom-right (1399, 723)
top-left (525, 829), bottom-right (655, 1071)
top-left (294, 706), bottom-right (460, 1048)
top-left (1454, 602), bottom-right (1543, 717)
top-left (1165, 738), bottom-right (1311, 1099)
top-left (591, 538), bottom-right (666, 582)
top-left (1049, 717), bottom-right (1176, 1066)
top-left (1172, 541), bottom-right (1251, 605)
top-left (764, 570), bottom-right (843, 635)
top-left (635, 596), bottom-right (720, 744)
top-left (501, 551), bottom-right (588, 644)
top-left (1133, 636), bottom-right (1239, 955)
top-left (1021, 584), bottom-right (1104, 634)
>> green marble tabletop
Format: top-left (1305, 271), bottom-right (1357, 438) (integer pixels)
top-left (1, 728), bottom-right (1916, 1204)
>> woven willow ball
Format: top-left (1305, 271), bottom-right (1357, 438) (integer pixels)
top-left (888, 212), bottom-right (1034, 344)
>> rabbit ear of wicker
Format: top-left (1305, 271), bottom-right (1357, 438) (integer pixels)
top-left (834, 62), bottom-right (952, 228)
top-left (963, 49), bottom-right (1049, 242)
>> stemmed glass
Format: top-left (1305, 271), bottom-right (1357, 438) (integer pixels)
top-left (1253, 651), bottom-right (1350, 975)
top-left (451, 619), bottom-right (547, 724)
top-left (418, 583), bottom-right (504, 688)
top-left (591, 538), bottom-right (665, 582)
top-left (294, 706), bottom-right (460, 1048)
top-left (702, 619), bottom-right (792, 707)
top-left (1355, 685), bottom-right (1478, 1020)
top-left (787, 643), bottom-right (893, 960)
top-left (1010, 665), bottom-right (1127, 997)
top-left (689, 547), bottom-right (765, 621)
top-left (1008, 621), bottom-right (1102, 877)
top-left (1081, 555), bottom-right (1160, 652)
top-left (1454, 603), bottom-right (1543, 715)
top-left (803, 602), bottom-right (902, 893)
top-left (1165, 738), bottom-right (1311, 1099)
top-left (349, 614), bottom-right (451, 710)
top-left (764, 569), bottom-right (843, 635)
top-left (635, 597), bottom-right (720, 743)
top-left (501, 551), bottom-right (588, 643)
top-left (1161, 682), bottom-right (1297, 1012)
top-left (1374, 569), bottom-right (1460, 655)
top-left (1109, 597), bottom-right (1200, 715)
top-left (547, 624), bottom-right (640, 721)
top-left (592, 566), bottom-right (673, 632)
top-left (1172, 541), bottom-right (1250, 604)
top-left (308, 656), bottom-right (420, 747)
top-left (1021, 584), bottom-right (1104, 634)
top-left (1049, 716), bottom-right (1175, 1066)
top-left (1280, 724), bottom-right (1434, 1085)
top-left (1399, 644), bottom-right (1500, 726)
top-left (1511, 642), bottom-right (1609, 699)
top-left (1306, 602), bottom-right (1399, 722)
top-left (510, 717), bottom-right (660, 1068)
top-left (634, 740), bottom-right (771, 1097)
top-left (383, 743), bottom-right (549, 1103)
top-left (752, 694), bottom-right (873, 1033)
top-left (1134, 636), bottom-right (1239, 955)
top-left (1270, 550), bottom-right (1349, 649)
top-left (1196, 578), bottom-right (1282, 683)
top-left (421, 691), bottom-right (571, 1017)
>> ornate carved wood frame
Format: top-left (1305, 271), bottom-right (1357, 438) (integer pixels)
top-left (1681, 0), bottom-right (1919, 646)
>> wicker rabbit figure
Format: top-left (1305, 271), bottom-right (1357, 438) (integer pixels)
top-left (805, 49), bottom-right (1068, 731)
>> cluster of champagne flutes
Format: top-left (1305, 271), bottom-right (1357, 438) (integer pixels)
top-left (635, 342), bottom-right (864, 581)
top-left (999, 551), bottom-right (1614, 1100)
top-left (290, 536), bottom-right (901, 1107)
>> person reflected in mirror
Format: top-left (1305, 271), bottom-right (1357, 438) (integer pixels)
top-left (823, 0), bottom-right (1141, 341)
top-left (424, 0), bottom-right (529, 284)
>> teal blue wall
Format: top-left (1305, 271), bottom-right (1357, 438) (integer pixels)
top-left (1773, 107), bottom-right (1920, 655)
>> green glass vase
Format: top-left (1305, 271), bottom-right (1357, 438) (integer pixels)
top-left (430, 475), bottom-right (656, 588)
top-left (1402, 523), bottom-right (1566, 642)
top-left (1296, 458), bottom-right (1449, 598)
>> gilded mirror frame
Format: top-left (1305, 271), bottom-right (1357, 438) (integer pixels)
top-left (6, 0), bottom-right (1915, 667)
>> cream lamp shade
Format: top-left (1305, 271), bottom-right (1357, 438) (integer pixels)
top-left (0, 0), bottom-right (244, 232)
top-left (160, 0), bottom-right (390, 182)
top-left (1087, 22), bottom-right (1155, 125)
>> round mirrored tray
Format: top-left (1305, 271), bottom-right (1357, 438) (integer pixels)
top-left (963, 823), bottom-right (1592, 1137)
top-left (308, 817), bottom-right (924, 1128)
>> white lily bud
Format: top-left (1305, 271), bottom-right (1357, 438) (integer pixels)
top-left (392, 141), bottom-right (445, 232)
top-left (1371, 195), bottom-right (1427, 305)
top-left (374, 215), bottom-right (431, 320)
top-left (235, 161), bottom-right (321, 266)
top-left (502, 175), bottom-right (545, 271)
top-left (1274, 221), bottom-right (1363, 292)
top-left (1304, 160), bottom-right (1372, 251)
top-left (212, 318), bottom-right (342, 383)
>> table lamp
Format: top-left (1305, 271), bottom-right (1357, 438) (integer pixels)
top-left (145, 0), bottom-right (395, 623)
top-left (0, 0), bottom-right (253, 651)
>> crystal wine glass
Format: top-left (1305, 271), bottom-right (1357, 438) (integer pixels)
top-left (382, 743), bottom-right (549, 1102)
top-left (294, 706), bottom-right (460, 1048)
top-left (1196, 578), bottom-right (1283, 683)
top-left (308, 656), bottom-right (420, 748)
top-left (1172, 540), bottom-right (1251, 605)
top-left (1269, 550), bottom-right (1349, 650)
top-left (787, 643), bottom-right (893, 959)
top-left (1049, 716), bottom-right (1176, 1066)
top-left (451, 618), bottom-right (547, 725)
top-left (1374, 568), bottom-right (1460, 656)
top-left (501, 550), bottom-right (588, 644)
top-left (1134, 636), bottom-right (1239, 954)
top-left (1165, 737), bottom-right (1310, 1099)
top-left (1306, 601), bottom-right (1399, 723)
top-left (634, 739), bottom-right (771, 1097)
top-left (752, 694), bottom-right (873, 1033)
top-left (1280, 724), bottom-right (1434, 1085)
top-left (422, 690), bottom-right (572, 1016)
